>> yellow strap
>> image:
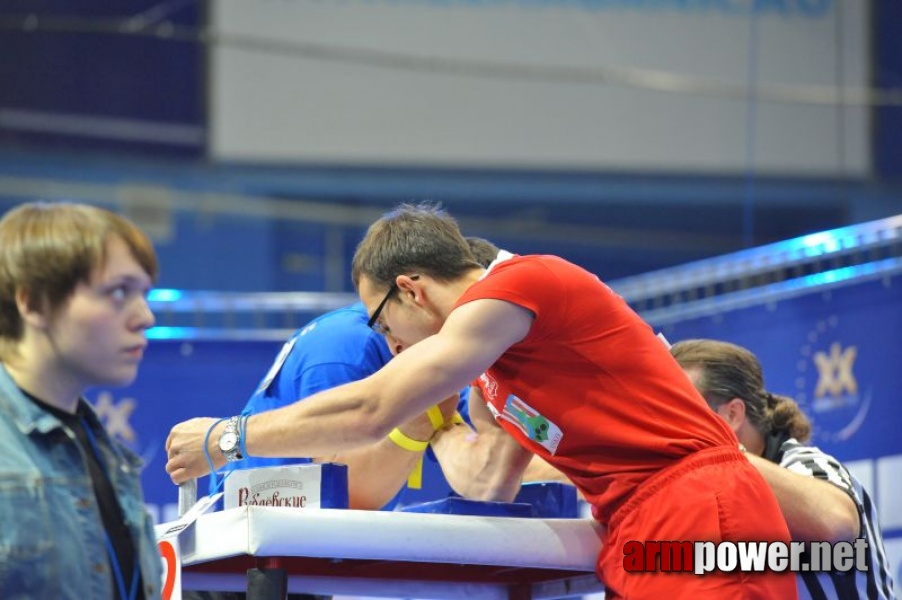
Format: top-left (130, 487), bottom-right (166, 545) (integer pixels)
top-left (407, 457), bottom-right (424, 489)
top-left (426, 405), bottom-right (444, 430)
top-left (398, 406), bottom-right (462, 491)
top-left (425, 407), bottom-right (466, 429)
top-left (388, 427), bottom-right (429, 452)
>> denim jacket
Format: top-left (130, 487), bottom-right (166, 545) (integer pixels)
top-left (0, 364), bottom-right (162, 599)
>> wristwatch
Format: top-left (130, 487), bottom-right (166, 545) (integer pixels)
top-left (218, 416), bottom-right (243, 462)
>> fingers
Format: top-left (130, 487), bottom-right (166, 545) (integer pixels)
top-left (165, 417), bottom-right (217, 485)
top-left (165, 449), bottom-right (190, 484)
top-left (167, 465), bottom-right (190, 485)
top-left (165, 458), bottom-right (185, 484)
top-left (165, 451), bottom-right (207, 485)
top-left (168, 466), bottom-right (197, 486)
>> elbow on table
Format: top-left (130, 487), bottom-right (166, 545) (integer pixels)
top-left (470, 479), bottom-right (520, 504)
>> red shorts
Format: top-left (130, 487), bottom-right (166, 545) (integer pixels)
top-left (597, 446), bottom-right (797, 600)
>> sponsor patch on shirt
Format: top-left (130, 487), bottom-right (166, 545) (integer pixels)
top-left (478, 372), bottom-right (499, 401)
top-left (497, 395), bottom-right (563, 455)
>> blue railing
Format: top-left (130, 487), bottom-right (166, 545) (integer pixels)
top-left (146, 214), bottom-right (902, 338)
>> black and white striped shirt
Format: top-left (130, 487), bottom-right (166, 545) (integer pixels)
top-left (777, 438), bottom-right (895, 600)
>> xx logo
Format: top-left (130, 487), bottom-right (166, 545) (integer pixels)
top-left (813, 342), bottom-right (858, 397)
top-left (93, 391), bottom-right (137, 443)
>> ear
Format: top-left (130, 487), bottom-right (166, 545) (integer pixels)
top-left (715, 398), bottom-right (747, 430)
top-left (14, 288), bottom-right (50, 330)
top-left (386, 334), bottom-right (404, 356)
top-left (396, 274), bottom-right (426, 306)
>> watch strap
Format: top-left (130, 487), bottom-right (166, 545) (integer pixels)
top-left (220, 415), bottom-right (243, 462)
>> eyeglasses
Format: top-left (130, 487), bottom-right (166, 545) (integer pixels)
top-left (367, 275), bottom-right (419, 336)
top-left (367, 282), bottom-right (398, 336)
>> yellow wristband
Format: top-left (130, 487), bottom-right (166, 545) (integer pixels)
top-left (388, 428), bottom-right (429, 452)
top-left (426, 406), bottom-right (444, 430)
top-left (425, 407), bottom-right (465, 430)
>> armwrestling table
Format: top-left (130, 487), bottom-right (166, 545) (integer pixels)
top-left (178, 506), bottom-right (604, 599)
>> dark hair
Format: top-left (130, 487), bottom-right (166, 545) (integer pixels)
top-left (0, 202), bottom-right (158, 353)
top-left (465, 236), bottom-right (500, 268)
top-left (351, 202), bottom-right (482, 292)
top-left (671, 339), bottom-right (811, 442)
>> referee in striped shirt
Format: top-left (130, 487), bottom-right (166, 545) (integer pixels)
top-left (673, 339), bottom-right (895, 600)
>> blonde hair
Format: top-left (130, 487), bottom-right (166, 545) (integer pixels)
top-left (0, 202), bottom-right (158, 353)
top-left (671, 339), bottom-right (811, 442)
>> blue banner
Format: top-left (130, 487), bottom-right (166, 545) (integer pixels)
top-left (660, 277), bottom-right (902, 462)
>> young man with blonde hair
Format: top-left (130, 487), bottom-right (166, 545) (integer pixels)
top-left (0, 202), bottom-right (163, 599)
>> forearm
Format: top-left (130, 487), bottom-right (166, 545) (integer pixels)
top-left (316, 402), bottom-right (451, 510)
top-left (242, 345), bottom-right (468, 461)
top-left (169, 380), bottom-right (391, 479)
top-left (167, 313), bottom-right (512, 484)
top-left (746, 453), bottom-right (860, 542)
top-left (244, 380), bottom-right (387, 460)
top-left (430, 422), bottom-right (526, 502)
top-left (317, 439), bottom-right (426, 510)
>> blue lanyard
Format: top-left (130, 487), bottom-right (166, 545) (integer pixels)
top-left (104, 533), bottom-right (140, 600)
top-left (82, 420), bottom-right (140, 600)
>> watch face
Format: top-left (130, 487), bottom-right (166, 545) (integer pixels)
top-left (219, 431), bottom-right (239, 452)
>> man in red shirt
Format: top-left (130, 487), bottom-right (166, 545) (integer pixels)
top-left (167, 204), bottom-right (797, 599)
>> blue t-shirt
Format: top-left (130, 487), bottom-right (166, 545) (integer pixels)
top-left (238, 302), bottom-right (468, 510)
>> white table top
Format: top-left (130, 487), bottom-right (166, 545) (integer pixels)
top-left (177, 506), bottom-right (604, 599)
